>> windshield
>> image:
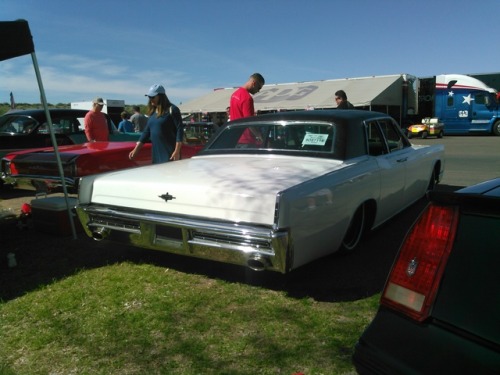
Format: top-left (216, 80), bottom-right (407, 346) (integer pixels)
top-left (206, 121), bottom-right (336, 157)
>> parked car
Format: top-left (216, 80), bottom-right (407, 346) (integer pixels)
top-left (407, 117), bottom-right (444, 139)
top-left (1, 121), bottom-right (215, 192)
top-left (75, 110), bottom-right (444, 273)
top-left (352, 178), bottom-right (500, 374)
top-left (0, 109), bottom-right (139, 159)
top-left (1, 142), bottom-right (152, 193)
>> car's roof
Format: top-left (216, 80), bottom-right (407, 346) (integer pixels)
top-left (202, 110), bottom-right (395, 160)
top-left (228, 109), bottom-right (390, 126)
top-left (2, 108), bottom-right (89, 117)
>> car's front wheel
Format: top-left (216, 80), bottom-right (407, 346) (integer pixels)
top-left (340, 204), bottom-right (365, 253)
top-left (493, 120), bottom-right (500, 136)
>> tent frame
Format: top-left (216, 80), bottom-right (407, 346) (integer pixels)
top-left (1, 19), bottom-right (77, 238)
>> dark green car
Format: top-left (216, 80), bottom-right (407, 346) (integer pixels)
top-left (353, 178), bottom-right (500, 374)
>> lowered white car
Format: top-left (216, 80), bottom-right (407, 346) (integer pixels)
top-left (76, 110), bottom-right (444, 273)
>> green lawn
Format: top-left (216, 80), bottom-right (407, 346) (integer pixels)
top-left (0, 261), bottom-right (378, 374)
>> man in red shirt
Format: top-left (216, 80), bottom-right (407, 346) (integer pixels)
top-left (229, 73), bottom-right (265, 146)
top-left (229, 73), bottom-right (265, 121)
top-left (84, 97), bottom-right (109, 142)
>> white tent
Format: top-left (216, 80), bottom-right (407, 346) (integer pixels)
top-left (180, 74), bottom-right (415, 113)
top-left (1, 19), bottom-right (78, 238)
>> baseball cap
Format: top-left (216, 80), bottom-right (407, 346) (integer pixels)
top-left (92, 97), bottom-right (105, 105)
top-left (146, 84), bottom-right (166, 97)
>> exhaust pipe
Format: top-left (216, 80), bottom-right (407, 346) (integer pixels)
top-left (247, 254), bottom-right (270, 272)
top-left (91, 227), bottom-right (110, 241)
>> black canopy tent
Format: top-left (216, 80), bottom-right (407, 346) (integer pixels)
top-left (1, 19), bottom-right (77, 238)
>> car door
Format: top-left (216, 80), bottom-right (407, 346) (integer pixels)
top-left (368, 119), bottom-right (408, 221)
top-left (382, 119), bottom-right (420, 208)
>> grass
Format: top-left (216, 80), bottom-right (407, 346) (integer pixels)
top-left (0, 261), bottom-right (379, 374)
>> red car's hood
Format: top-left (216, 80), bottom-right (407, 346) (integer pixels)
top-left (3, 141), bottom-right (140, 160)
top-left (5, 142), bottom-right (152, 180)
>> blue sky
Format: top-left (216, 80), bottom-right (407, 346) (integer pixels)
top-left (2, 0), bottom-right (499, 105)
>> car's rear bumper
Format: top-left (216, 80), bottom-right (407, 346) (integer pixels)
top-left (76, 204), bottom-right (292, 273)
top-left (1, 173), bottom-right (77, 191)
top-left (353, 307), bottom-right (500, 374)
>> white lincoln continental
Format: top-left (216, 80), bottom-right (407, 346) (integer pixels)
top-left (76, 110), bottom-right (444, 273)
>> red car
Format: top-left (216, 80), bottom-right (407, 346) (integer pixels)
top-left (1, 142), bottom-right (152, 193)
top-left (1, 122), bottom-right (215, 192)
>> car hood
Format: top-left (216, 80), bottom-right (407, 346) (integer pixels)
top-left (6, 142), bottom-right (143, 166)
top-left (85, 154), bottom-right (346, 225)
top-left (7, 141), bottom-right (139, 158)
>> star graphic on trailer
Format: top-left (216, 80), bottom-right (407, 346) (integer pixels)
top-left (462, 94), bottom-right (474, 105)
top-left (448, 91), bottom-right (454, 97)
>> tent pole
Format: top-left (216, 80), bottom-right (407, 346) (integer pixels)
top-left (30, 52), bottom-right (77, 239)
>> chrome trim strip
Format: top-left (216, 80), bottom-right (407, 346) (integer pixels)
top-left (77, 204), bottom-right (292, 273)
top-left (83, 205), bottom-right (275, 237)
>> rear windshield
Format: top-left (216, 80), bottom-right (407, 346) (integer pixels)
top-left (205, 121), bottom-right (336, 157)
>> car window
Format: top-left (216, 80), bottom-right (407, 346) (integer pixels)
top-left (57, 117), bottom-right (80, 134)
top-left (0, 115), bottom-right (38, 134)
top-left (38, 116), bottom-right (82, 134)
top-left (184, 123), bottom-right (215, 145)
top-left (77, 117), bottom-right (85, 131)
top-left (366, 121), bottom-right (387, 156)
top-left (377, 119), bottom-right (409, 152)
top-left (207, 122), bottom-right (336, 156)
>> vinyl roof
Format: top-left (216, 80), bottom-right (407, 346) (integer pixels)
top-left (179, 74), bottom-right (411, 113)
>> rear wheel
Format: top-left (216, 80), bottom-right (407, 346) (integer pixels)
top-left (427, 167), bottom-right (438, 192)
top-left (493, 120), bottom-right (500, 136)
top-left (421, 131), bottom-right (428, 139)
top-left (340, 204), bottom-right (365, 253)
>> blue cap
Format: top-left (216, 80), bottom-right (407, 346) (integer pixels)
top-left (145, 84), bottom-right (166, 97)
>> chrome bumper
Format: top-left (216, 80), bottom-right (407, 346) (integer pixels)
top-left (0, 174), bottom-right (78, 192)
top-left (76, 204), bottom-right (292, 273)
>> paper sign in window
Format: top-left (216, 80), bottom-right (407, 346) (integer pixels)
top-left (302, 133), bottom-right (329, 146)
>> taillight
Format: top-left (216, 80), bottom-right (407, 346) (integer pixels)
top-left (381, 203), bottom-right (459, 321)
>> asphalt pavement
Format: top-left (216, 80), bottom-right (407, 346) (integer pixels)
top-left (412, 134), bottom-right (500, 188)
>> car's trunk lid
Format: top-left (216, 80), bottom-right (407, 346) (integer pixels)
top-left (89, 154), bottom-right (345, 225)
